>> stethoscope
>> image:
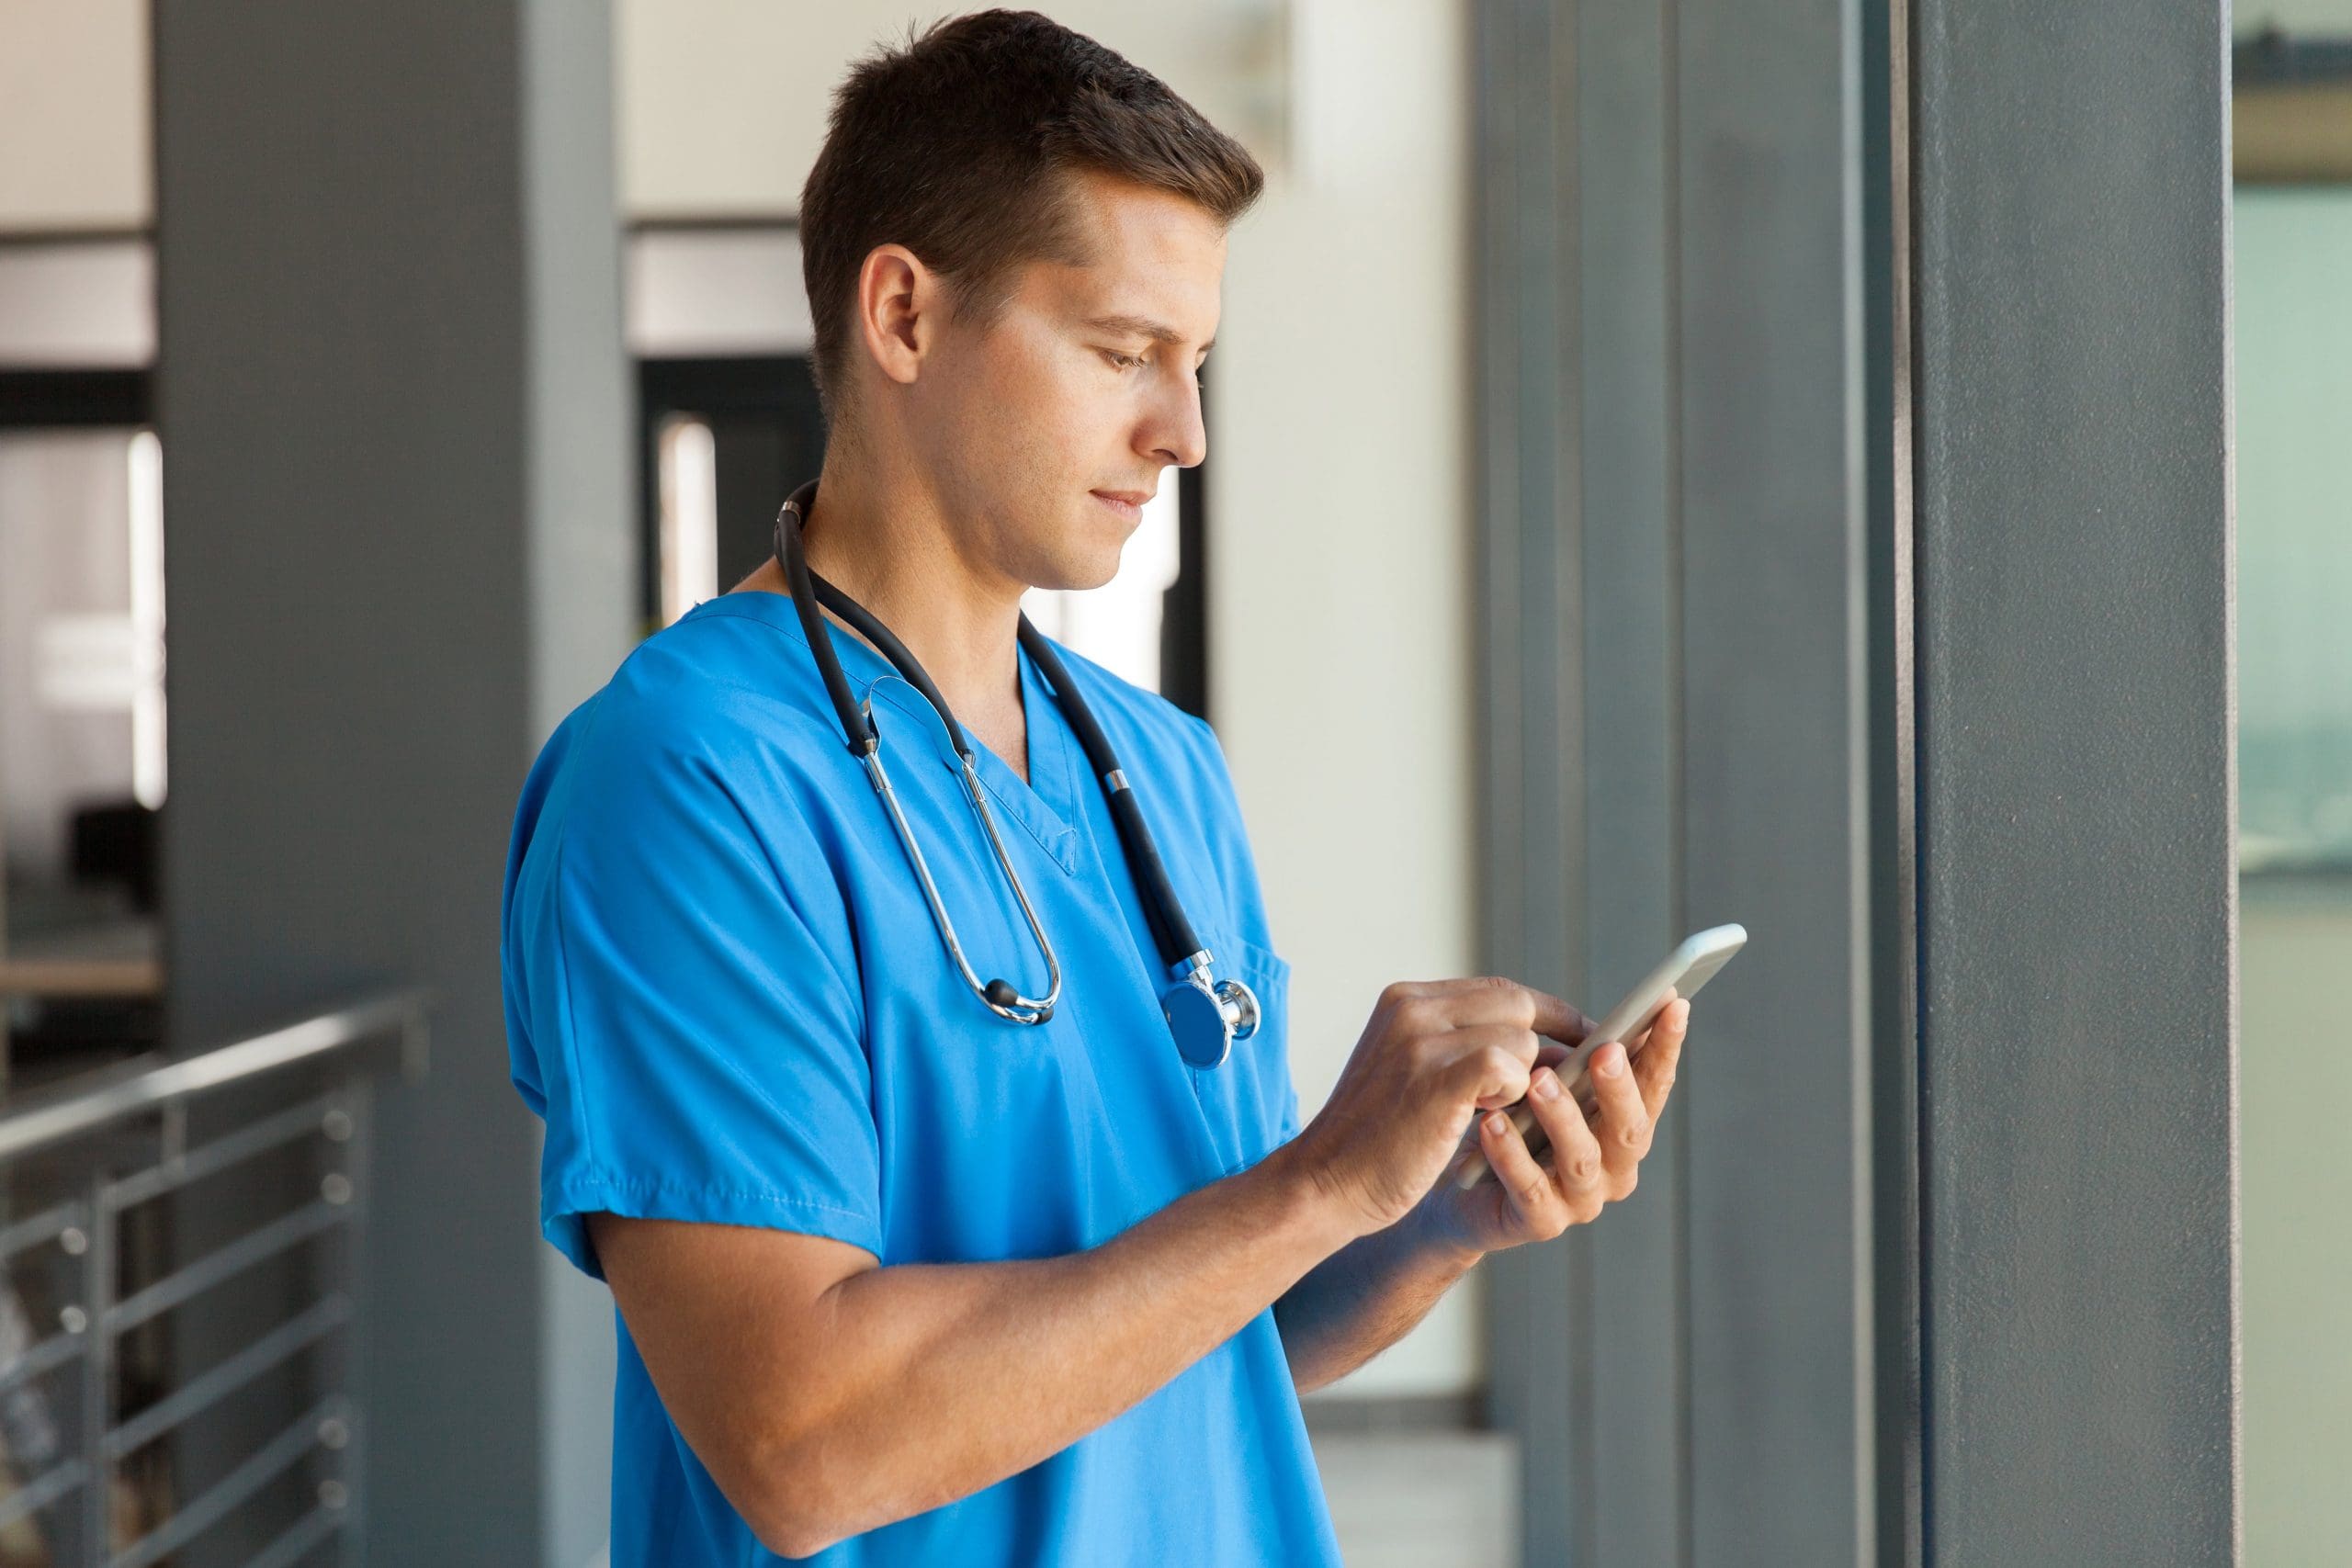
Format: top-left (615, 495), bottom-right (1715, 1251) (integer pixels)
top-left (773, 479), bottom-right (1261, 1069)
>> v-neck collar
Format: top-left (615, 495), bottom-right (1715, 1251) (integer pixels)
top-left (686, 590), bottom-right (1084, 874)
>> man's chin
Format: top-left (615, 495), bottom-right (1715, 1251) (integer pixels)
top-left (1032, 543), bottom-right (1126, 594)
top-left (1032, 563), bottom-right (1123, 594)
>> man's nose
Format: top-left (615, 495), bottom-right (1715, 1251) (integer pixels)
top-left (1148, 378), bottom-right (1208, 468)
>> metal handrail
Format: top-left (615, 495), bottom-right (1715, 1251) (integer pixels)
top-left (0, 988), bottom-right (428, 1164)
top-left (0, 988), bottom-right (427, 1564)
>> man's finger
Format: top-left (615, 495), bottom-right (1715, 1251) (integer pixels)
top-left (1634, 998), bottom-right (1690, 1122)
top-left (1586, 1042), bottom-right (1652, 1180)
top-left (1426, 978), bottom-right (1592, 1049)
top-left (1531, 987), bottom-right (1594, 1046)
top-left (1543, 1083), bottom-right (1608, 1200)
top-left (1477, 1107), bottom-right (1567, 1232)
top-left (1446, 1023), bottom-right (1543, 1110)
top-left (1520, 1066), bottom-right (1598, 1190)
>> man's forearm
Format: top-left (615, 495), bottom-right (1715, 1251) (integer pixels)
top-left (776, 1143), bottom-right (1359, 1551)
top-left (1272, 1195), bottom-right (1482, 1394)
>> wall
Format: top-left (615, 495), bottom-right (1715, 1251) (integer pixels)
top-left (2236, 0), bottom-right (2352, 28)
top-left (616, 0), bottom-right (1483, 1398)
top-left (0, 0), bottom-right (148, 231)
top-left (1199, 0), bottom-right (1480, 1397)
top-left (2240, 890), bottom-right (2352, 1564)
top-left (614, 2), bottom-right (1291, 221)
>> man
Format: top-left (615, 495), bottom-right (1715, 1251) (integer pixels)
top-left (502, 10), bottom-right (1688, 1562)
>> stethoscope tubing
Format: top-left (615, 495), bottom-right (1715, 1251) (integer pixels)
top-left (772, 479), bottom-right (1255, 1065)
top-left (1014, 624), bottom-right (1207, 970)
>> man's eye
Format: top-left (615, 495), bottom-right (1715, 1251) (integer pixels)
top-left (1102, 350), bottom-right (1143, 371)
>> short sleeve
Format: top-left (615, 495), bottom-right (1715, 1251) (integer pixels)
top-left (504, 716), bottom-right (879, 1280)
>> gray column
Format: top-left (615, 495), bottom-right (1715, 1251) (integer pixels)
top-left (153, 2), bottom-right (630, 1562)
top-left (1675, 0), bottom-right (1880, 1556)
top-left (1573, 0), bottom-right (1684, 1560)
top-left (1476, 0), bottom-right (1883, 1561)
top-left (1471, 4), bottom-right (1583, 1564)
top-left (1908, 0), bottom-right (2238, 1558)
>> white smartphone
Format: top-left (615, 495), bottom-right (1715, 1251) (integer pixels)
top-left (1455, 922), bottom-right (1748, 1190)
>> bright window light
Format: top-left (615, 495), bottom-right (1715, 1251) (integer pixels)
top-left (657, 415), bottom-right (718, 626)
top-left (128, 428), bottom-right (164, 808)
top-left (1023, 482), bottom-right (1182, 694)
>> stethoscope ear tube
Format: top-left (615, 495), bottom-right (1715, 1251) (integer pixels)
top-left (776, 486), bottom-right (875, 758)
top-left (1105, 786), bottom-right (1204, 965)
top-left (1018, 620), bottom-right (1204, 969)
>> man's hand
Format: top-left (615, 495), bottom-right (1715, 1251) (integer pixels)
top-left (1283, 976), bottom-right (1593, 1240)
top-left (1416, 996), bottom-right (1690, 1258)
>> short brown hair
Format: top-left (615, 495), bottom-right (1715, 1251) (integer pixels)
top-left (798, 9), bottom-right (1264, 431)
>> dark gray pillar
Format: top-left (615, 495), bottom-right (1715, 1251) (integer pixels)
top-left (1907, 0), bottom-right (2239, 1559)
top-left (153, 1), bottom-right (630, 1562)
top-left (1675, 0), bottom-right (1879, 1557)
top-left (1476, 0), bottom-right (1884, 1562)
top-left (1572, 0), bottom-right (1684, 1561)
top-left (1471, 4), bottom-right (1583, 1564)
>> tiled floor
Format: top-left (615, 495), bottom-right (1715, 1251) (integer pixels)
top-left (1307, 1430), bottom-right (1521, 1567)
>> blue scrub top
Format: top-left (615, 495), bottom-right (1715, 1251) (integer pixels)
top-left (501, 590), bottom-right (1343, 1566)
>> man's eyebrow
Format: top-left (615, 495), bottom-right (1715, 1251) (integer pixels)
top-left (1083, 313), bottom-right (1215, 354)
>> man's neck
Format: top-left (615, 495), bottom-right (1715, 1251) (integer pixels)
top-left (741, 457), bottom-right (1033, 775)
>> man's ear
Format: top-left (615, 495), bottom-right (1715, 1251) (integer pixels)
top-left (855, 244), bottom-right (934, 389)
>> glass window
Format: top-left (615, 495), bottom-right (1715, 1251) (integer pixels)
top-left (2234, 186), bottom-right (2352, 872)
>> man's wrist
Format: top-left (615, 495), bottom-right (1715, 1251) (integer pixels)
top-left (1248, 1142), bottom-right (1490, 1273)
top-left (1254, 1140), bottom-right (1374, 1259)
top-left (1402, 1186), bottom-right (1487, 1272)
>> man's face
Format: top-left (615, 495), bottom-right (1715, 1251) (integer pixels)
top-left (907, 171), bottom-right (1224, 593)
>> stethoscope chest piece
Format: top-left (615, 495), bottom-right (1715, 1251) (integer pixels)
top-left (1162, 966), bottom-right (1261, 1070)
